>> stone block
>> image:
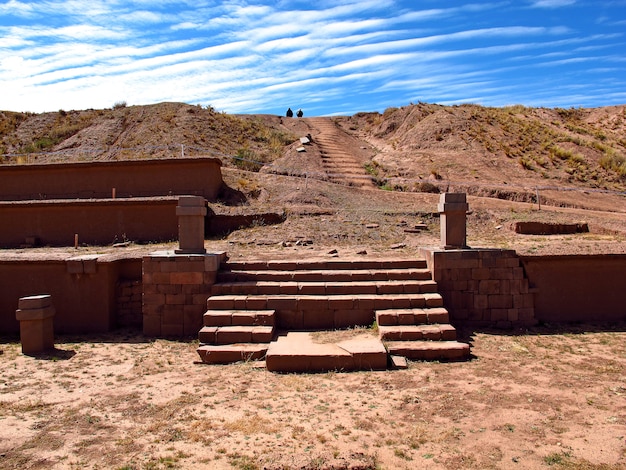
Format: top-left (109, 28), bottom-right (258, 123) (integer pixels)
top-left (479, 280), bottom-right (500, 295)
top-left (335, 309), bottom-right (373, 328)
top-left (66, 259), bottom-right (84, 274)
top-left (170, 272), bottom-right (203, 285)
top-left (161, 323), bottom-right (184, 337)
top-left (491, 309), bottom-right (509, 321)
top-left (474, 294), bottom-right (489, 309)
top-left (143, 315), bottom-right (162, 336)
top-left (327, 295), bottom-right (355, 310)
top-left (143, 293), bottom-right (166, 306)
top-left (303, 309), bottom-right (335, 329)
top-left (508, 309), bottom-right (519, 322)
top-left (489, 295), bottom-right (513, 309)
top-left (491, 268), bottom-right (514, 280)
top-left (278, 310), bottom-right (304, 329)
top-left (18, 294), bottom-right (52, 310)
top-left (471, 268), bottom-right (491, 280)
top-left (166, 293), bottom-right (186, 305)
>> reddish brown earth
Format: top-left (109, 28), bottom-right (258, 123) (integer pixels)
top-left (1, 102), bottom-right (625, 469)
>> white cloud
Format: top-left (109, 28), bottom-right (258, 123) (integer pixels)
top-left (530, 0), bottom-right (576, 7)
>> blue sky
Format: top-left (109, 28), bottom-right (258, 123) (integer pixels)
top-left (1, 1), bottom-right (625, 116)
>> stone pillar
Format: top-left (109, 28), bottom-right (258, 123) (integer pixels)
top-left (175, 196), bottom-right (207, 254)
top-left (15, 295), bottom-right (55, 355)
top-left (438, 193), bottom-right (469, 249)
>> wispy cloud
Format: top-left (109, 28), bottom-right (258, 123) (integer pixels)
top-left (0, 0), bottom-right (624, 114)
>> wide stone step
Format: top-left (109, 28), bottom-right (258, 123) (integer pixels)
top-left (203, 309), bottom-right (275, 327)
top-left (221, 259), bottom-right (427, 271)
top-left (378, 324), bottom-right (457, 341)
top-left (376, 307), bottom-right (449, 326)
top-left (265, 331), bottom-right (387, 372)
top-left (199, 325), bottom-right (274, 344)
top-left (217, 268), bottom-right (433, 283)
top-left (197, 343), bottom-right (269, 364)
top-left (206, 293), bottom-right (444, 311)
top-left (211, 280), bottom-right (438, 296)
top-left (385, 341), bottom-right (470, 361)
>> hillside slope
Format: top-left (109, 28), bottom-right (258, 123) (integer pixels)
top-left (1, 101), bottom-right (625, 211)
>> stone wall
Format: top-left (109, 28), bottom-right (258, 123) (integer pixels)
top-left (142, 251), bottom-right (226, 337)
top-left (521, 254), bottom-right (626, 323)
top-left (116, 279), bottom-right (143, 327)
top-left (420, 248), bottom-right (536, 328)
top-left (0, 255), bottom-right (141, 334)
top-left (0, 197), bottom-right (179, 248)
top-left (0, 157), bottom-right (223, 201)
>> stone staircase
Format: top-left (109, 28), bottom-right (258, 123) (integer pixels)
top-left (196, 258), bottom-right (470, 371)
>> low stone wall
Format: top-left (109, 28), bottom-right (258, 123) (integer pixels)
top-left (0, 157), bottom-right (223, 201)
top-left (420, 248), bottom-right (536, 328)
top-left (142, 251), bottom-right (226, 337)
top-left (0, 197), bottom-right (179, 248)
top-left (116, 279), bottom-right (143, 327)
top-left (0, 256), bottom-right (141, 334)
top-left (521, 254), bottom-right (626, 323)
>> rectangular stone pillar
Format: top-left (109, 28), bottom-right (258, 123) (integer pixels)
top-left (16, 294), bottom-right (55, 355)
top-left (438, 193), bottom-right (469, 249)
top-left (176, 196), bottom-right (207, 254)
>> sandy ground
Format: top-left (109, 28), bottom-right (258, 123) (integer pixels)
top-left (1, 325), bottom-right (625, 470)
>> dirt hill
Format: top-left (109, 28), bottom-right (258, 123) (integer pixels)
top-left (1, 101), bottom-right (625, 256)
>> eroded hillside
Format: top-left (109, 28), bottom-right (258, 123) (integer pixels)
top-left (1, 101), bottom-right (625, 210)
top-left (339, 103), bottom-right (626, 198)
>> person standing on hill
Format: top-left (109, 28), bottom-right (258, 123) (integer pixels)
top-left (296, 109), bottom-right (303, 117)
top-left (286, 108), bottom-right (293, 117)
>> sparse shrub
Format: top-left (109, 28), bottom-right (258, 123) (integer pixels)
top-left (519, 156), bottom-right (534, 170)
top-left (415, 182), bottom-right (440, 193)
top-left (233, 147), bottom-right (262, 172)
top-left (113, 101), bottom-right (127, 109)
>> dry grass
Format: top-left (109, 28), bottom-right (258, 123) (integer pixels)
top-left (1, 325), bottom-right (624, 469)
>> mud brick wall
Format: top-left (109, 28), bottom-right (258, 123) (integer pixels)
top-left (420, 248), bottom-right (536, 328)
top-left (142, 251), bottom-right (225, 337)
top-left (116, 280), bottom-right (143, 327)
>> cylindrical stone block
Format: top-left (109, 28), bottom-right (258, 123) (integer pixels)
top-left (15, 294), bottom-right (55, 355)
top-left (175, 196), bottom-right (207, 254)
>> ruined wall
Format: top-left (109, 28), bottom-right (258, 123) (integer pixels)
top-left (0, 157), bottom-right (223, 201)
top-left (521, 255), bottom-right (626, 323)
top-left (0, 198), bottom-right (179, 248)
top-left (0, 256), bottom-right (142, 335)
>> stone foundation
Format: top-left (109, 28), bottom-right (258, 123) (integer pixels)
top-left (142, 251), bottom-right (226, 336)
top-left (420, 248), bottom-right (536, 328)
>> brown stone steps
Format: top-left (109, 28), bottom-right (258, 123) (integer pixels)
top-left (376, 307), bottom-right (449, 325)
top-left (221, 259), bottom-right (427, 271)
top-left (203, 309), bottom-right (275, 326)
top-left (199, 325), bottom-right (274, 344)
top-left (378, 324), bottom-right (457, 341)
top-left (197, 343), bottom-right (269, 364)
top-left (206, 293), bottom-right (444, 311)
top-left (217, 268), bottom-right (433, 283)
top-left (211, 280), bottom-right (438, 296)
top-left (385, 341), bottom-right (470, 361)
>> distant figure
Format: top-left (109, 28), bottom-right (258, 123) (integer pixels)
top-left (296, 108), bottom-right (304, 118)
top-left (286, 108), bottom-right (293, 117)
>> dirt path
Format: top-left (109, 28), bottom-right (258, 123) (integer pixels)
top-left (305, 117), bottom-right (377, 189)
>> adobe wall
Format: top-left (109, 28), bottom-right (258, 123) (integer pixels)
top-left (0, 157), bottom-right (223, 201)
top-left (0, 197), bottom-right (179, 248)
top-left (0, 256), bottom-right (142, 335)
top-left (520, 255), bottom-right (626, 323)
